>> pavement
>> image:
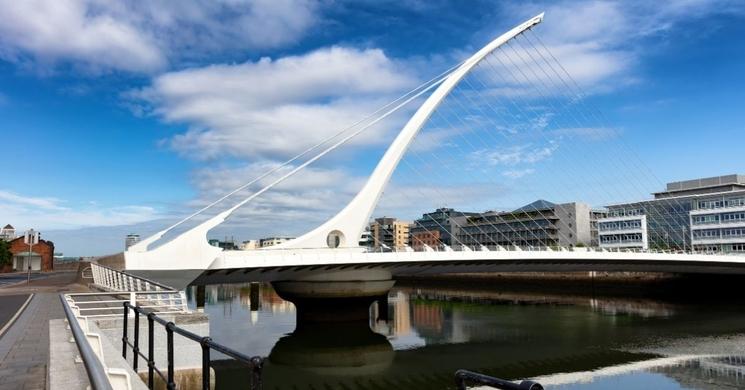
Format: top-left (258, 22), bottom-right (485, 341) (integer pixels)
top-left (0, 271), bottom-right (89, 390)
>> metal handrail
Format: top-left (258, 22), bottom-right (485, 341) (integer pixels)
top-left (455, 369), bottom-right (543, 390)
top-left (59, 294), bottom-right (115, 390)
top-left (122, 302), bottom-right (263, 390)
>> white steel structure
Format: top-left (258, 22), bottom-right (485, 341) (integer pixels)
top-left (120, 13), bottom-right (745, 289)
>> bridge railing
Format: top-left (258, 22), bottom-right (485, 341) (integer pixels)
top-left (122, 302), bottom-right (263, 390)
top-left (89, 262), bottom-right (188, 314)
top-left (359, 244), bottom-right (736, 256)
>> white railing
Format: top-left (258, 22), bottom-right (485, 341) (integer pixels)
top-left (60, 293), bottom-right (129, 390)
top-left (64, 291), bottom-right (189, 319)
top-left (88, 262), bottom-right (189, 316)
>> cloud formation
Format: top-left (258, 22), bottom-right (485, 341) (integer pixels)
top-left (0, 189), bottom-right (159, 231)
top-left (0, 0), bottom-right (319, 73)
top-left (134, 46), bottom-right (417, 160)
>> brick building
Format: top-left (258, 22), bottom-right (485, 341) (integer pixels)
top-left (8, 236), bottom-right (54, 272)
top-left (410, 230), bottom-right (441, 251)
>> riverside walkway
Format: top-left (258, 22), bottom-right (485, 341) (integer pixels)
top-left (0, 271), bottom-right (89, 390)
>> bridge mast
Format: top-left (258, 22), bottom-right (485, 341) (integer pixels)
top-left (124, 13), bottom-right (545, 274)
top-left (277, 13), bottom-right (545, 250)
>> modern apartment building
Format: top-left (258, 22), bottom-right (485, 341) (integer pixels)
top-left (409, 208), bottom-right (480, 250)
top-left (241, 240), bottom-right (259, 250)
top-left (598, 174), bottom-right (745, 253)
top-left (455, 200), bottom-right (605, 249)
top-left (259, 237), bottom-right (294, 248)
top-left (125, 233), bottom-right (140, 250)
top-left (0, 224), bottom-right (16, 241)
top-left (369, 217), bottom-right (411, 251)
top-left (208, 238), bottom-right (239, 250)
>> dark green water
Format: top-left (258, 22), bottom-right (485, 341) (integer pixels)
top-left (187, 282), bottom-right (745, 389)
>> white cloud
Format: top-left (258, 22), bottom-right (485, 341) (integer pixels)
top-left (0, 0), bottom-right (319, 73)
top-left (180, 162), bottom-right (367, 236)
top-left (0, 190), bottom-right (64, 210)
top-left (502, 169), bottom-right (535, 179)
top-left (471, 143), bottom-right (558, 167)
top-left (0, 189), bottom-right (160, 230)
top-left (552, 127), bottom-right (619, 141)
top-left (487, 0), bottom-right (744, 96)
top-left (0, 0), bottom-right (165, 73)
top-left (134, 46), bottom-right (418, 160)
top-left (374, 182), bottom-right (502, 220)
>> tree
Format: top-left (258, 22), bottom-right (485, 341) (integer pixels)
top-left (0, 240), bottom-right (11, 267)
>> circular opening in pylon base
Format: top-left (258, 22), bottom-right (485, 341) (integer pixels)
top-left (327, 230), bottom-right (345, 248)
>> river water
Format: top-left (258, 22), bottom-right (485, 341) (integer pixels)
top-left (186, 280), bottom-right (745, 389)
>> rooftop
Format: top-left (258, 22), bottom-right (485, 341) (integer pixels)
top-left (512, 199), bottom-right (556, 213)
top-left (655, 174), bottom-right (745, 196)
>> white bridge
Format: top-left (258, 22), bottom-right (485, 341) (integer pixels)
top-left (121, 13), bottom-right (745, 291)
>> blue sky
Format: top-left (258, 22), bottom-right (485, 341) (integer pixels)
top-left (0, 0), bottom-right (744, 256)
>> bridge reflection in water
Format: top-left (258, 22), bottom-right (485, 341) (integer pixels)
top-left (184, 280), bottom-right (745, 389)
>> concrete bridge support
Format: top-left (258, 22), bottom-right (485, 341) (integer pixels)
top-left (270, 269), bottom-right (395, 324)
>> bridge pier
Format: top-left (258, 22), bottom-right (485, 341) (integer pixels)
top-left (270, 269), bottom-right (395, 324)
top-left (267, 320), bottom-right (394, 378)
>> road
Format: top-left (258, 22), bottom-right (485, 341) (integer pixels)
top-left (0, 272), bottom-right (50, 287)
top-left (0, 294), bottom-right (30, 333)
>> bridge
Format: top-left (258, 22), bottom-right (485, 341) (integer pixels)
top-left (118, 13), bottom-right (745, 303)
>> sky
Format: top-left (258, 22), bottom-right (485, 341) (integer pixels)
top-left (0, 0), bottom-right (744, 256)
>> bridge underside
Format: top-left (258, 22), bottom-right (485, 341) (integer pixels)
top-left (130, 259), bottom-right (745, 288)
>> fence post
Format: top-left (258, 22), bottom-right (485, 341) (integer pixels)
top-left (166, 322), bottom-right (175, 390)
top-left (133, 310), bottom-right (140, 372)
top-left (201, 337), bottom-right (212, 390)
top-left (250, 356), bottom-right (263, 390)
top-left (148, 313), bottom-right (155, 389)
top-left (122, 303), bottom-right (129, 359)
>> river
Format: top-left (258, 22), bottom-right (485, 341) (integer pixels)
top-left (186, 279), bottom-right (745, 389)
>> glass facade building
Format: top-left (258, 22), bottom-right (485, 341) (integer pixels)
top-left (598, 174), bottom-right (745, 253)
top-left (454, 200), bottom-right (605, 249)
top-left (410, 208), bottom-right (480, 250)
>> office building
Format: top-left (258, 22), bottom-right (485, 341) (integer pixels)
top-left (369, 217), bottom-right (411, 251)
top-left (410, 208), bottom-right (480, 250)
top-left (456, 200), bottom-right (604, 248)
top-left (259, 237), bottom-right (294, 248)
top-left (598, 174), bottom-right (745, 253)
